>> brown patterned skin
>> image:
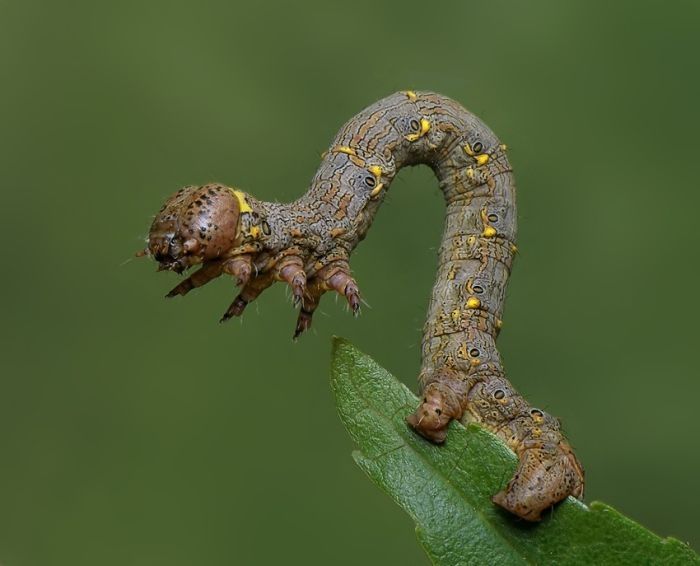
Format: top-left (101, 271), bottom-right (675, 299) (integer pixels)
top-left (141, 91), bottom-right (584, 521)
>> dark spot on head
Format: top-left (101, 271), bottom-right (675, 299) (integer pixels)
top-left (195, 200), bottom-right (202, 206)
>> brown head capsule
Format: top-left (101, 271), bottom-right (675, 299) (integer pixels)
top-left (148, 184), bottom-right (242, 273)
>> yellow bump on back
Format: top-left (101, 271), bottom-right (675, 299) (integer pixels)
top-left (405, 118), bottom-right (431, 142)
top-left (368, 165), bottom-right (382, 178)
top-left (466, 296), bottom-right (481, 309)
top-left (495, 318), bottom-right (504, 330)
top-left (450, 309), bottom-right (461, 325)
top-left (475, 154), bottom-right (490, 166)
top-left (499, 143), bottom-right (508, 151)
top-left (483, 226), bottom-right (497, 238)
top-left (464, 143), bottom-right (491, 166)
top-left (249, 225), bottom-right (261, 239)
top-left (404, 90), bottom-right (417, 100)
top-left (232, 190), bottom-right (253, 214)
top-left (334, 146), bottom-right (356, 156)
top-left (369, 183), bottom-right (384, 198)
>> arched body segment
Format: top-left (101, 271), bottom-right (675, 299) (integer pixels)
top-left (141, 91), bottom-right (584, 521)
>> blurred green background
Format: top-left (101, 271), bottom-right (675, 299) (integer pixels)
top-left (1, 1), bottom-right (699, 564)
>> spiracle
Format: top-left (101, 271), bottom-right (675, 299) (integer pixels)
top-left (139, 91), bottom-right (584, 521)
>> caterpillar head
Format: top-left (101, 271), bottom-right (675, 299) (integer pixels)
top-left (147, 184), bottom-right (242, 273)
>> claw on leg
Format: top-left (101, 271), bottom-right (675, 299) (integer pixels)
top-left (166, 261), bottom-right (224, 298)
top-left (293, 282), bottom-right (323, 339)
top-left (275, 255), bottom-right (307, 307)
top-left (220, 272), bottom-right (274, 323)
top-left (317, 261), bottom-right (362, 315)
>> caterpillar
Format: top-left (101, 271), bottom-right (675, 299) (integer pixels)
top-left (141, 91), bottom-right (584, 521)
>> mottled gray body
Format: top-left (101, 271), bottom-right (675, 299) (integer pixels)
top-left (145, 91), bottom-right (584, 521)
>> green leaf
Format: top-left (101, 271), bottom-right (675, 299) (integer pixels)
top-left (330, 337), bottom-right (699, 566)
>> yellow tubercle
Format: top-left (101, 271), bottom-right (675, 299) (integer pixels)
top-left (450, 309), bottom-right (461, 325)
top-left (463, 143), bottom-right (475, 157)
top-left (495, 318), bottom-right (504, 330)
top-left (249, 226), bottom-right (261, 239)
top-left (499, 143), bottom-right (508, 151)
top-left (369, 183), bottom-right (384, 198)
top-left (511, 244), bottom-right (518, 253)
top-left (470, 358), bottom-right (481, 366)
top-left (466, 297), bottom-right (481, 309)
top-left (368, 165), bottom-right (382, 178)
top-left (475, 154), bottom-right (490, 166)
top-left (335, 146), bottom-right (356, 156)
top-left (465, 167), bottom-right (475, 180)
top-left (232, 190), bottom-right (253, 214)
top-left (405, 118), bottom-right (431, 142)
top-left (483, 226), bottom-right (497, 238)
top-left (404, 90), bottom-right (417, 100)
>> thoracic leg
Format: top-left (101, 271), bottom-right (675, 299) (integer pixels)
top-left (315, 260), bottom-right (361, 315)
top-left (166, 261), bottom-right (224, 298)
top-left (294, 278), bottom-right (325, 339)
top-left (220, 272), bottom-right (274, 322)
top-left (223, 255), bottom-right (253, 287)
top-left (275, 255), bottom-right (307, 307)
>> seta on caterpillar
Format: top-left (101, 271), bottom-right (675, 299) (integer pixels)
top-left (139, 91), bottom-right (584, 521)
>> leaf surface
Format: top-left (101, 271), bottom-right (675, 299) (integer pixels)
top-left (330, 338), bottom-right (699, 566)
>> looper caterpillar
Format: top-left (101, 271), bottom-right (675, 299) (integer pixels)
top-left (140, 91), bottom-right (584, 521)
